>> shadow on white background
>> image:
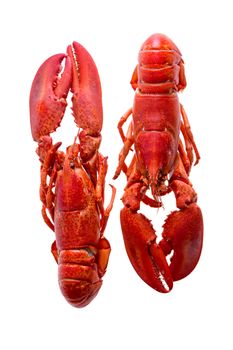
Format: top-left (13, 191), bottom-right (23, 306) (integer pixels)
top-left (0, 0), bottom-right (232, 349)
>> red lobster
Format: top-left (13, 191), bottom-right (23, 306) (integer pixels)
top-left (29, 42), bottom-right (116, 307)
top-left (114, 34), bottom-right (203, 293)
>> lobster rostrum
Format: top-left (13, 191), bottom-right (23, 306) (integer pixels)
top-left (30, 42), bottom-right (116, 307)
top-left (114, 34), bottom-right (203, 293)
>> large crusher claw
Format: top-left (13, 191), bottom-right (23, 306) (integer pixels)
top-left (120, 203), bottom-right (203, 292)
top-left (120, 207), bottom-right (173, 293)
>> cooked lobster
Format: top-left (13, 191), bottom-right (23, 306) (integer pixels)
top-left (30, 42), bottom-right (115, 307)
top-left (114, 34), bottom-right (203, 292)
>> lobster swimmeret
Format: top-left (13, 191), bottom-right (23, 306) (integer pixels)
top-left (114, 34), bottom-right (203, 292)
top-left (30, 42), bottom-right (115, 307)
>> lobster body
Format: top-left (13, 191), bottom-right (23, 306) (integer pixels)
top-left (30, 42), bottom-right (115, 307)
top-left (133, 93), bottom-right (180, 194)
top-left (114, 34), bottom-right (203, 293)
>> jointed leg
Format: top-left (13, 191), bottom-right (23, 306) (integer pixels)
top-left (117, 108), bottom-right (132, 142)
top-left (39, 142), bottom-right (61, 231)
top-left (41, 205), bottom-right (54, 231)
top-left (44, 167), bottom-right (57, 222)
top-left (100, 185), bottom-right (116, 234)
top-left (95, 154), bottom-right (108, 214)
top-left (113, 121), bottom-right (134, 179)
top-left (95, 153), bottom-right (116, 234)
top-left (39, 142), bottom-right (62, 204)
top-left (180, 104), bottom-right (200, 166)
top-left (178, 138), bottom-right (191, 175)
top-left (40, 170), bottom-right (56, 232)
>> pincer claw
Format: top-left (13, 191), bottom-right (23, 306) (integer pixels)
top-left (67, 42), bottom-right (103, 134)
top-left (120, 207), bottom-right (173, 293)
top-left (29, 53), bottom-right (72, 141)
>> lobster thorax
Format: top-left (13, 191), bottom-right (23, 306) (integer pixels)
top-left (136, 34), bottom-right (186, 94)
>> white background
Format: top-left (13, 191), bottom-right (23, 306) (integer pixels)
top-left (1, 0), bottom-right (232, 349)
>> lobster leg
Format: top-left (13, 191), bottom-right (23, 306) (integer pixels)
top-left (180, 104), bottom-right (200, 165)
top-left (41, 206), bottom-right (54, 232)
top-left (113, 108), bottom-right (135, 179)
top-left (178, 139), bottom-right (191, 174)
top-left (117, 108), bottom-right (133, 142)
top-left (38, 140), bottom-right (64, 231)
top-left (39, 141), bottom-right (62, 203)
top-left (95, 154), bottom-right (108, 214)
top-left (100, 185), bottom-right (116, 234)
top-left (45, 168), bottom-right (58, 222)
top-left (95, 153), bottom-right (116, 234)
top-left (113, 121), bottom-right (134, 179)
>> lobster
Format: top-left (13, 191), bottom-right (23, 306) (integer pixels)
top-left (114, 34), bottom-right (204, 293)
top-left (29, 42), bottom-right (116, 307)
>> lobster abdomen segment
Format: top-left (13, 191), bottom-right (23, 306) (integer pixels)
top-left (57, 248), bottom-right (102, 308)
top-left (135, 34), bottom-right (186, 94)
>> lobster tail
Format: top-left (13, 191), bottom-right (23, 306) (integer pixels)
top-left (58, 249), bottom-right (102, 308)
top-left (136, 33), bottom-right (186, 94)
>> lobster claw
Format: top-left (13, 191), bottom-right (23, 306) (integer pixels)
top-left (120, 203), bottom-right (203, 292)
top-left (67, 42), bottom-right (103, 134)
top-left (30, 42), bottom-right (103, 147)
top-left (120, 207), bottom-right (173, 293)
top-left (29, 54), bottom-right (72, 141)
top-left (160, 203), bottom-right (204, 281)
